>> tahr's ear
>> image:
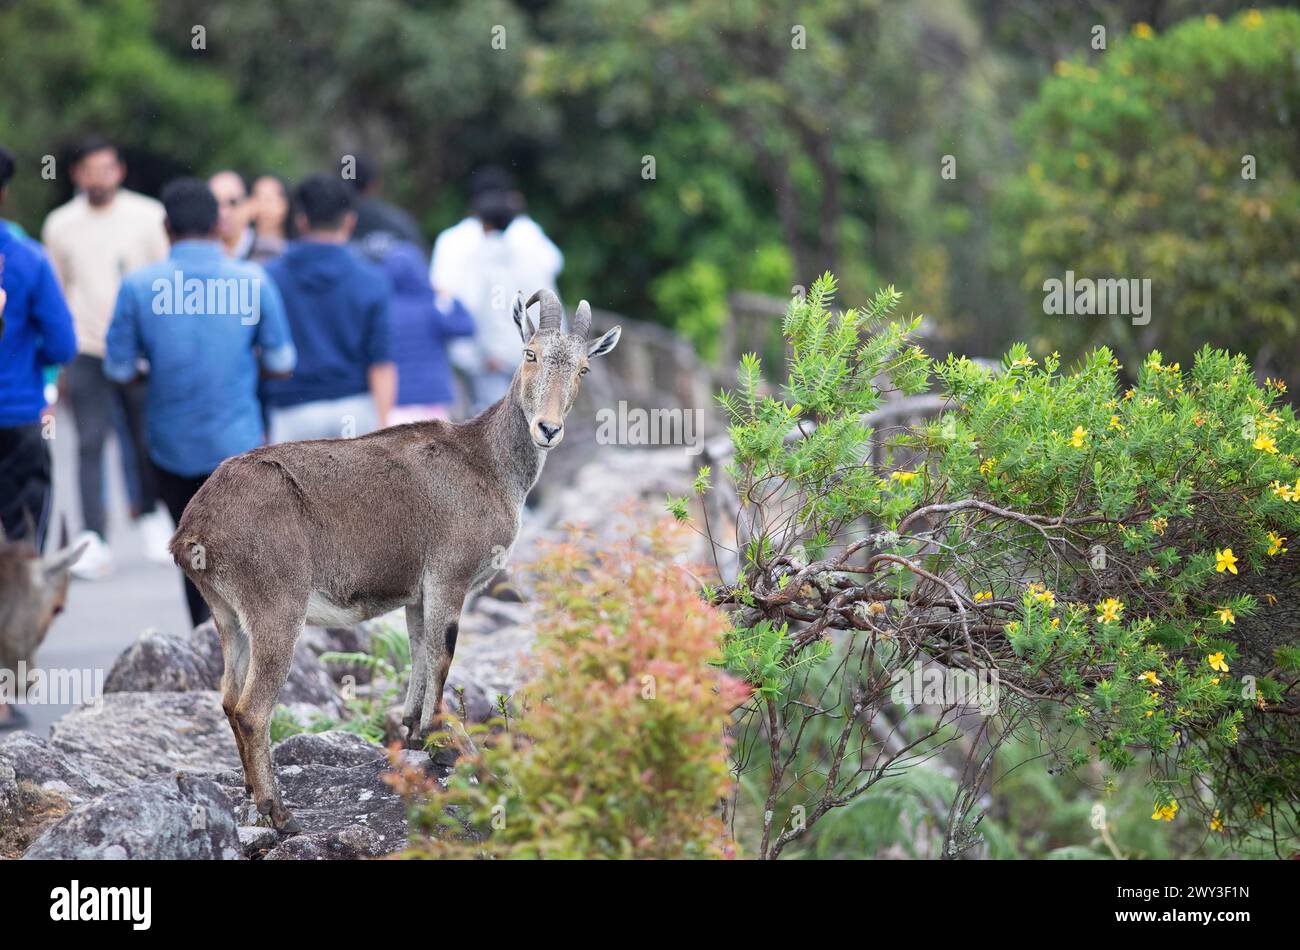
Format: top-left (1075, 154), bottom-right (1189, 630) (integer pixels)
top-left (587, 325), bottom-right (621, 358)
top-left (42, 537), bottom-right (89, 581)
top-left (512, 292), bottom-right (535, 342)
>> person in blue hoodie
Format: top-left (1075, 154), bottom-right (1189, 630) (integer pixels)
top-left (263, 174), bottom-right (395, 441)
top-left (354, 231), bottom-right (475, 423)
top-left (0, 145), bottom-right (78, 550)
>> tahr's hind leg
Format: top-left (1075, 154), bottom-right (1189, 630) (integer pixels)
top-left (210, 599), bottom-right (253, 796)
top-left (235, 599), bottom-right (306, 835)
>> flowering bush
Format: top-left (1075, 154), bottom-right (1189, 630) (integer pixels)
top-left (681, 275), bottom-right (1300, 856)
top-left (395, 524), bottom-right (748, 859)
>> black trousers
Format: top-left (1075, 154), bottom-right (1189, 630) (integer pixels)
top-left (0, 423), bottom-right (52, 550)
top-left (154, 465), bottom-right (211, 628)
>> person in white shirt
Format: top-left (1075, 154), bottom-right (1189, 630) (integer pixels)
top-left (430, 167), bottom-right (563, 414)
top-left (41, 137), bottom-right (170, 578)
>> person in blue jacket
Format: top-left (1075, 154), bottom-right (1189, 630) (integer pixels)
top-left (0, 145), bottom-right (78, 550)
top-left (355, 231), bottom-right (475, 423)
top-left (262, 174), bottom-right (395, 441)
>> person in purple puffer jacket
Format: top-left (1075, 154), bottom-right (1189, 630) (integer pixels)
top-left (356, 231), bottom-right (475, 423)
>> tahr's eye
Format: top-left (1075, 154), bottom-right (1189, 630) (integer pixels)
top-left (579, 366), bottom-right (589, 376)
top-left (524, 350), bottom-right (537, 362)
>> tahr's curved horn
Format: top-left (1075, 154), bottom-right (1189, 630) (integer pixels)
top-left (571, 300), bottom-right (592, 338)
top-left (526, 289), bottom-right (564, 331)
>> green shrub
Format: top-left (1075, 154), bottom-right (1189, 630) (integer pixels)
top-left (681, 274), bottom-right (1300, 857)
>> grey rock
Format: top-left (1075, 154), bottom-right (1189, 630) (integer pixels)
top-left (22, 774), bottom-right (243, 860)
top-left (299, 625), bottom-right (371, 657)
top-left (443, 670), bottom-right (496, 723)
top-left (0, 731), bottom-right (122, 856)
top-left (105, 621), bottom-right (345, 716)
top-left (0, 731), bottom-right (118, 799)
top-left (263, 825), bottom-right (389, 860)
top-left (272, 730), bottom-right (384, 770)
top-left (49, 691), bottom-right (240, 788)
top-left (103, 625), bottom-right (222, 693)
top-left (471, 597), bottom-right (533, 629)
top-left (300, 625), bottom-right (374, 686)
top-left (237, 825), bottom-right (279, 856)
top-left (211, 732), bottom-right (445, 859)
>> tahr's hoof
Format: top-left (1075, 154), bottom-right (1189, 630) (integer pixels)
top-left (402, 715), bottom-right (422, 750)
top-left (258, 799), bottom-right (303, 836)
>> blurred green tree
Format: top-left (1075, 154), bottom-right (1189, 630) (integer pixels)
top-left (0, 0), bottom-right (292, 227)
top-left (999, 9), bottom-right (1300, 377)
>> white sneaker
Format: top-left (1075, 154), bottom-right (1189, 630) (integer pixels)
top-left (69, 531), bottom-right (114, 580)
top-left (137, 509), bottom-right (174, 564)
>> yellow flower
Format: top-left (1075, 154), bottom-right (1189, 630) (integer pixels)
top-left (1070, 426), bottom-right (1088, 448)
top-left (1150, 516), bottom-right (1168, 536)
top-left (1139, 670), bottom-right (1162, 686)
top-left (1050, 617), bottom-right (1060, 629)
top-left (1267, 531), bottom-right (1288, 556)
top-left (890, 470), bottom-right (918, 485)
top-left (1146, 710), bottom-right (1154, 718)
top-left (1012, 355), bottom-right (1036, 368)
top-left (1134, 22), bottom-right (1154, 39)
top-left (1216, 607), bottom-right (1236, 626)
top-left (1214, 548), bottom-right (1238, 574)
top-left (1208, 651), bottom-right (1230, 673)
top-left (979, 457), bottom-right (996, 476)
top-left (1028, 582), bottom-right (1056, 608)
top-left (1266, 376), bottom-right (1287, 394)
top-left (1244, 9), bottom-right (1263, 30)
top-left (974, 590), bottom-right (993, 603)
top-left (1271, 480), bottom-right (1298, 502)
top-left (1097, 597), bottom-right (1124, 624)
top-left (1108, 415), bottom-right (1124, 431)
top-left (1210, 810), bottom-right (1224, 832)
top-left (1211, 677), bottom-right (1220, 685)
top-left (1151, 800), bottom-right (1178, 822)
top-left (1253, 433), bottom-right (1278, 454)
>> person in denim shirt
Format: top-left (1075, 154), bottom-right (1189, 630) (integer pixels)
top-left (105, 178), bottom-right (296, 625)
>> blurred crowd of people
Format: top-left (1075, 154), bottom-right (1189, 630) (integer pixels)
top-left (0, 137), bottom-right (564, 634)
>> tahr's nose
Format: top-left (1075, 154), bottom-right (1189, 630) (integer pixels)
top-left (538, 421), bottom-right (563, 443)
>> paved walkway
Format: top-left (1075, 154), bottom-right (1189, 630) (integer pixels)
top-left (22, 406), bottom-right (190, 736)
